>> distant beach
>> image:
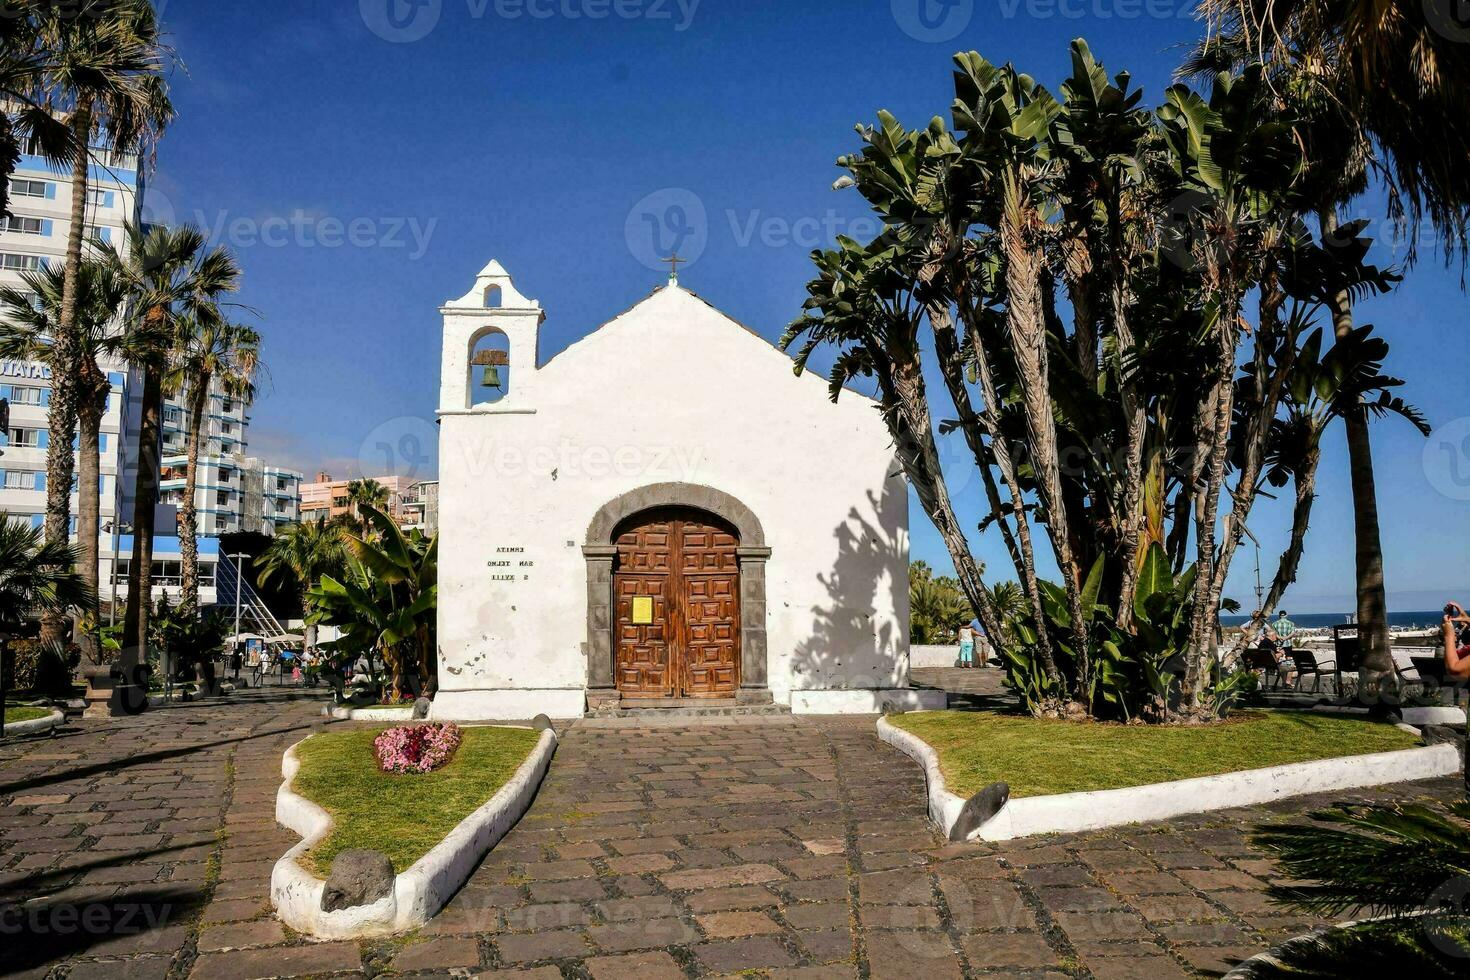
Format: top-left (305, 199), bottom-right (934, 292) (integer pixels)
top-left (1221, 611), bottom-right (1446, 630)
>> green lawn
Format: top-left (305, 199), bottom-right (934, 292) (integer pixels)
top-left (291, 725), bottom-right (542, 874)
top-left (890, 710), bottom-right (1422, 799)
top-left (3, 706), bottom-right (52, 725)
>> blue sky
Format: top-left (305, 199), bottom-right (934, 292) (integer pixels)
top-left (153, 0), bottom-right (1469, 614)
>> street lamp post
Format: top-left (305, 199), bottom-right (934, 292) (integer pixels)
top-left (228, 552), bottom-right (249, 682)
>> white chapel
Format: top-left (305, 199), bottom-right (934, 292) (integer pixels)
top-left (431, 260), bottom-right (944, 719)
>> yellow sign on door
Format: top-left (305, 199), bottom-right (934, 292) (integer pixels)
top-left (631, 596), bottom-right (654, 625)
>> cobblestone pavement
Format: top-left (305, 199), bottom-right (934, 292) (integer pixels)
top-left (1, 689), bottom-right (1462, 979)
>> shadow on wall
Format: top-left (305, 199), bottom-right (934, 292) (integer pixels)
top-left (789, 480), bottom-right (907, 692)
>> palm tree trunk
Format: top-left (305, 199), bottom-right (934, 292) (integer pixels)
top-left (75, 387), bottom-right (105, 663)
top-left (179, 375), bottom-right (210, 608)
top-left (1231, 446), bottom-right (1321, 659)
top-left (1318, 209), bottom-right (1394, 692)
top-left (122, 365), bottom-right (163, 671)
top-left (1001, 172), bottom-right (1090, 700)
top-left (39, 102), bottom-right (94, 646)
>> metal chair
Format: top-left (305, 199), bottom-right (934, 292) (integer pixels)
top-left (1287, 649), bottom-right (1336, 694)
top-left (1410, 656), bottom-right (1468, 706)
top-left (1242, 646), bottom-right (1283, 690)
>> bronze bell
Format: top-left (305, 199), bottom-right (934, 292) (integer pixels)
top-left (480, 366), bottom-right (503, 389)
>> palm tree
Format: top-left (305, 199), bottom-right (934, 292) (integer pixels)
top-left (100, 224), bottom-right (241, 673)
top-left (26, 0), bottom-right (170, 645)
top-left (0, 514), bottom-right (93, 632)
top-left (0, 9), bottom-right (81, 221)
top-left (908, 561), bottom-right (973, 645)
top-left (1193, 0), bottom-right (1470, 697)
top-left (257, 518), bottom-right (346, 649)
top-left (165, 314), bottom-right (260, 609)
top-left (345, 478), bottom-right (391, 535)
top-left (0, 260), bottom-right (130, 662)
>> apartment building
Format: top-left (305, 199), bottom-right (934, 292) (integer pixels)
top-left (300, 472), bottom-right (415, 526)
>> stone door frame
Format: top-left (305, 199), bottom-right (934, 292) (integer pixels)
top-left (584, 483), bottom-right (770, 696)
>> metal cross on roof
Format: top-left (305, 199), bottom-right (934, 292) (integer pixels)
top-left (664, 253), bottom-right (686, 283)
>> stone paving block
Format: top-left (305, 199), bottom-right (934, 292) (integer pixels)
top-left (959, 930), bottom-right (1060, 969)
top-left (659, 862), bottom-right (784, 891)
top-left (494, 929), bottom-right (589, 963)
top-left (197, 918), bottom-right (286, 950)
top-left (63, 956), bottom-right (174, 980)
top-left (865, 930), bottom-right (963, 978)
top-left (584, 950), bottom-right (687, 980)
top-left (1174, 943), bottom-right (1264, 975)
top-left (392, 936), bottom-right (483, 971)
top-left (694, 935), bottom-right (797, 972)
top-left (588, 916), bottom-right (699, 952)
top-left (697, 909), bottom-right (785, 938)
top-left (191, 941), bottom-right (362, 979)
top-left (681, 884), bottom-right (779, 912)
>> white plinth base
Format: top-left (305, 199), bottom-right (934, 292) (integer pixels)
top-left (431, 688), bottom-right (586, 721)
top-left (788, 688), bottom-right (948, 715)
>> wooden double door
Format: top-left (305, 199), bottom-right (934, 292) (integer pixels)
top-left (613, 508), bottom-right (740, 698)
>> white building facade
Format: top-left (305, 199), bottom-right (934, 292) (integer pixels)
top-left (433, 261), bottom-right (940, 719)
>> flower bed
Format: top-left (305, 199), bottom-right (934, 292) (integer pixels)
top-left (375, 723), bottom-right (462, 774)
top-left (290, 725), bottom-right (540, 874)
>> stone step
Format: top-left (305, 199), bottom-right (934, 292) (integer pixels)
top-left (580, 701), bottom-right (795, 727)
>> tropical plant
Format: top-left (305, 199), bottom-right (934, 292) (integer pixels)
top-left (257, 517), bottom-right (348, 648)
top-left (306, 506), bottom-right (436, 700)
top-left (24, 0), bottom-right (170, 645)
top-left (1190, 0), bottom-right (1470, 705)
top-left (0, 514), bottom-right (92, 631)
top-left (1240, 800), bottom-right (1470, 975)
top-left (784, 41), bottom-right (1407, 721)
top-left (0, 259), bottom-right (132, 662)
top-left (908, 560), bottom-right (973, 644)
top-left (165, 313), bottom-right (261, 608)
top-left (149, 594), bottom-right (228, 697)
top-left (100, 224), bottom-right (241, 674)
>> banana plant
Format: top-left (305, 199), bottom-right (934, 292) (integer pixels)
top-left (306, 506), bottom-right (437, 700)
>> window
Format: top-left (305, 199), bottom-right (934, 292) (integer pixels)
top-left (7, 386), bottom-right (45, 406)
top-left (86, 188), bottom-right (115, 207)
top-left (216, 490), bottom-right (230, 507)
top-left (222, 398), bottom-right (234, 413)
top-left (7, 427), bottom-right (43, 448)
top-left (1, 253), bottom-right (43, 272)
top-left (2, 215), bottom-right (45, 235)
top-left (3, 470), bottom-right (38, 490)
top-left (11, 178), bottom-right (48, 199)
top-left (84, 224), bottom-right (110, 242)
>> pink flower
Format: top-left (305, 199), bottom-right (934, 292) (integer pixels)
top-left (373, 723), bottom-right (462, 774)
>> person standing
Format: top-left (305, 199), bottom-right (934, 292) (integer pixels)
top-left (956, 624), bottom-right (976, 669)
top-left (1272, 610), bottom-right (1297, 650)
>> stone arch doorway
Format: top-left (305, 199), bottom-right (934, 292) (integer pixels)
top-left (584, 483), bottom-right (771, 700)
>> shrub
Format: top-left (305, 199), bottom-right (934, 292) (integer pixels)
top-left (373, 723), bottom-right (462, 775)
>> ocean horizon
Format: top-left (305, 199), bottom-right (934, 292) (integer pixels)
top-left (1220, 610), bottom-right (1447, 630)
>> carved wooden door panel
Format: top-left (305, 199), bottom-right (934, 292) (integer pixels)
top-left (613, 509), bottom-right (740, 699)
top-left (678, 518), bottom-right (740, 697)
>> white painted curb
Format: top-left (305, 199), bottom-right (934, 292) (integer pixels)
top-left (1, 709), bottom-right (64, 737)
top-left (877, 716), bottom-right (1462, 842)
top-left (271, 725), bottom-right (557, 939)
top-left (324, 705), bottom-right (416, 722)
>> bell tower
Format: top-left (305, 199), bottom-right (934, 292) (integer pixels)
top-left (438, 260), bottom-right (544, 413)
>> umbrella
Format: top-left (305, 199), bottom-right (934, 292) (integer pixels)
top-left (267, 633), bottom-right (305, 644)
